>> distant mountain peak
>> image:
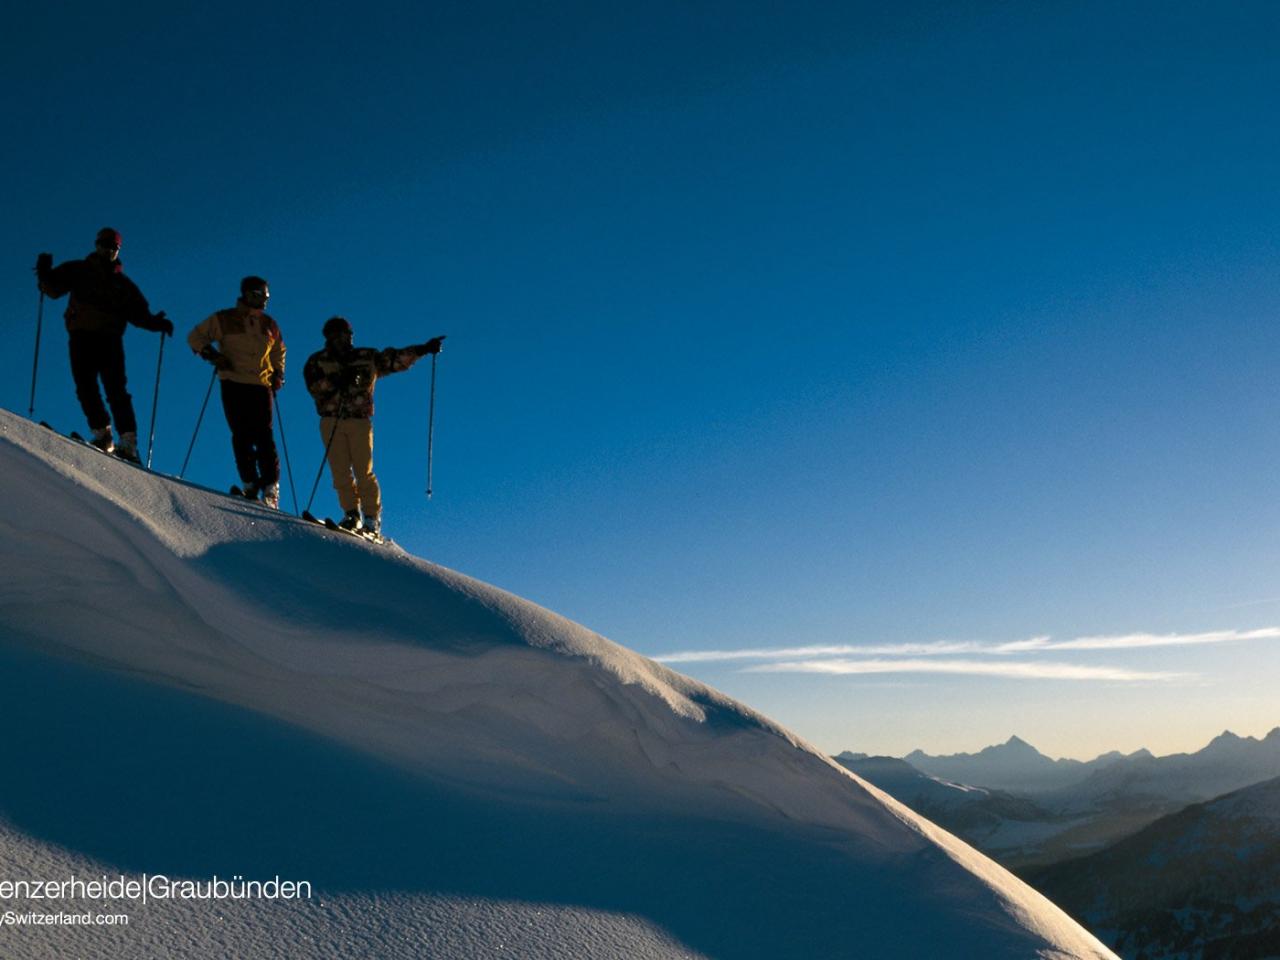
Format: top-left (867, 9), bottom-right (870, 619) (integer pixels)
top-left (1204, 730), bottom-right (1247, 753)
top-left (992, 735), bottom-right (1045, 759)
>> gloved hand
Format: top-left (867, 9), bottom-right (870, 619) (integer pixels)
top-left (152, 310), bottom-right (175, 336)
top-left (270, 372), bottom-right (284, 391)
top-left (35, 253), bottom-right (53, 282)
top-left (200, 345), bottom-right (233, 371)
top-left (413, 336), bottom-right (445, 356)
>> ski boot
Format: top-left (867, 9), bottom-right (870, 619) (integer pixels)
top-left (90, 426), bottom-right (115, 454)
top-left (338, 509), bottom-right (362, 531)
top-left (115, 431), bottom-right (141, 464)
top-left (234, 481), bottom-right (260, 500)
top-left (262, 483), bottom-right (280, 510)
top-left (362, 512), bottom-right (381, 537)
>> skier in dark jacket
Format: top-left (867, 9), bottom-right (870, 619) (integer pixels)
top-left (303, 316), bottom-right (443, 534)
top-left (35, 227), bottom-right (174, 462)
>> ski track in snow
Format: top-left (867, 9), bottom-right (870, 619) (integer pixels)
top-left (0, 412), bottom-right (1117, 959)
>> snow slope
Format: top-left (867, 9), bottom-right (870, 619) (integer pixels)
top-left (0, 410), bottom-right (1116, 959)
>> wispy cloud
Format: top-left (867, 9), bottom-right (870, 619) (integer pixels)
top-left (650, 626), bottom-right (1280, 685)
top-left (655, 641), bottom-right (995, 664)
top-left (744, 659), bottom-right (1184, 682)
top-left (654, 627), bottom-right (1280, 664)
top-left (1015, 628), bottom-right (1280, 652)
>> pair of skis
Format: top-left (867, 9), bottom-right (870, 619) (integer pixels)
top-left (230, 489), bottom-right (386, 545)
top-left (300, 510), bottom-right (385, 545)
top-left (231, 487), bottom-right (386, 544)
top-left (42, 421), bottom-right (146, 468)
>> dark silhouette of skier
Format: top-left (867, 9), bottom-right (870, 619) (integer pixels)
top-left (36, 227), bottom-right (173, 462)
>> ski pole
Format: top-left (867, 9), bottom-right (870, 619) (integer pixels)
top-left (273, 388), bottom-right (299, 515)
top-left (180, 369), bottom-right (217, 480)
top-left (28, 292), bottom-right (44, 419)
top-left (146, 332), bottom-right (167, 469)
top-left (304, 400), bottom-right (345, 516)
top-left (425, 352), bottom-right (438, 499)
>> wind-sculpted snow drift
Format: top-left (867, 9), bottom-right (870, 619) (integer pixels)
top-left (0, 410), bottom-right (1116, 959)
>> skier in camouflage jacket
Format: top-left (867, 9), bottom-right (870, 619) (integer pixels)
top-left (303, 316), bottom-right (443, 534)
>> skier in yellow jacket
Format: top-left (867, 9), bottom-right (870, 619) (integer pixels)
top-left (187, 276), bottom-right (286, 508)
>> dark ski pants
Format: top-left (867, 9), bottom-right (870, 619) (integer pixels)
top-left (68, 330), bottom-right (137, 435)
top-left (219, 380), bottom-right (279, 487)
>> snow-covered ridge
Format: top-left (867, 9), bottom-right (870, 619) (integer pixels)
top-left (0, 410), bottom-right (1116, 959)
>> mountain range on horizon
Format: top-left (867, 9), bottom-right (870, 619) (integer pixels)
top-left (912, 728), bottom-right (1280, 765)
top-left (838, 728), bottom-right (1280, 797)
top-left (903, 735), bottom-right (1143, 794)
top-left (837, 728), bottom-right (1280, 872)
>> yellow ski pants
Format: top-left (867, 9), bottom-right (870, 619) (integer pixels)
top-left (319, 417), bottom-right (380, 517)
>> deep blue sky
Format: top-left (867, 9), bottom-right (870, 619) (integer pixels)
top-left (4, 1), bottom-right (1280, 758)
